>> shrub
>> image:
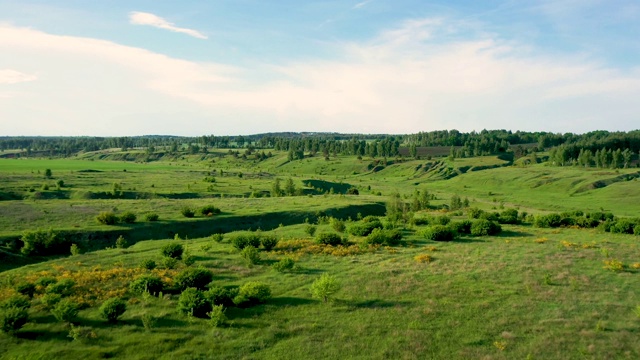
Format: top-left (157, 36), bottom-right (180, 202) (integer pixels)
top-left (35, 276), bottom-right (57, 288)
top-left (96, 211), bottom-right (119, 225)
top-left (20, 229), bottom-right (69, 256)
top-left (433, 215), bottom-right (451, 226)
top-left (177, 288), bottom-right (210, 318)
top-left (246, 233), bottom-right (261, 248)
top-left (68, 324), bottom-right (97, 341)
top-left (499, 209), bottom-right (519, 224)
top-left (139, 259), bottom-right (157, 270)
top-left (272, 257), bottom-right (295, 272)
top-left (45, 279), bottom-right (75, 296)
top-left (611, 219), bottom-right (637, 234)
top-left (99, 298), bottom-right (126, 323)
top-left (348, 217), bottom-right (383, 236)
top-left (141, 313), bottom-right (157, 331)
top-left (448, 220), bottom-right (472, 234)
top-left (207, 305), bottom-right (227, 328)
top-left (316, 232), bottom-right (343, 246)
top-left (174, 268), bottom-right (214, 291)
top-left (0, 307), bottom-right (28, 334)
top-left (384, 228), bottom-right (403, 246)
top-left (470, 219), bottom-right (502, 236)
top-left (119, 212), bottom-right (136, 224)
top-left (115, 235), bottom-right (128, 249)
top-left (422, 225), bottom-right (456, 242)
top-left (199, 205), bottom-right (221, 216)
top-left (15, 282), bottom-right (36, 299)
top-left (261, 235), bottom-right (278, 251)
top-left (364, 228), bottom-right (388, 246)
top-left (330, 218), bottom-right (346, 232)
top-left (240, 246), bottom-right (261, 266)
top-left (129, 275), bottom-right (164, 295)
top-left (534, 213), bottom-right (562, 228)
top-left (635, 225), bottom-right (640, 236)
top-left (161, 242), bottom-right (184, 259)
top-left (575, 217), bottom-right (600, 228)
top-left (205, 286), bottom-right (238, 307)
top-left (310, 274), bottom-right (341, 303)
top-left (40, 293), bottom-right (62, 310)
top-left (145, 213), bottom-right (159, 222)
top-left (211, 233), bottom-right (224, 243)
top-left (468, 207), bottom-right (484, 219)
top-left (305, 224), bottom-right (317, 237)
top-left (51, 299), bottom-right (79, 323)
top-left (180, 207), bottom-right (195, 218)
top-left (1, 295), bottom-right (31, 310)
top-left (70, 243), bottom-right (82, 256)
top-left (162, 257), bottom-right (178, 269)
top-left (231, 235), bottom-right (249, 250)
top-left (233, 282), bottom-right (271, 307)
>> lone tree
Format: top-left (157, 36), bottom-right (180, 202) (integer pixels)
top-left (310, 274), bottom-right (341, 303)
top-left (44, 169), bottom-right (52, 179)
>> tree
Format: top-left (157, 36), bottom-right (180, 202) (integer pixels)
top-left (284, 178), bottom-right (296, 196)
top-left (310, 274), bottom-right (341, 303)
top-left (271, 178), bottom-right (283, 197)
top-left (44, 169), bottom-right (52, 179)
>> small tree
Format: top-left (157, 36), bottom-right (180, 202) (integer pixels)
top-left (44, 169), bottom-right (52, 179)
top-left (115, 235), bottom-right (128, 249)
top-left (161, 242), bottom-right (184, 259)
top-left (99, 298), bottom-right (126, 323)
top-left (240, 246), bottom-right (261, 266)
top-left (0, 307), bottom-right (28, 334)
top-left (311, 274), bottom-right (341, 303)
top-left (260, 235), bottom-right (278, 251)
top-left (51, 299), bottom-right (79, 323)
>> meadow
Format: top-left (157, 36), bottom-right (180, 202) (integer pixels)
top-left (0, 147), bottom-right (638, 359)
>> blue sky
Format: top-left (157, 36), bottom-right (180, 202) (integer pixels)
top-left (1, 0), bottom-right (639, 136)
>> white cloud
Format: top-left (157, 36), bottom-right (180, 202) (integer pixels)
top-left (0, 69), bottom-right (37, 84)
top-left (353, 1), bottom-right (373, 10)
top-left (1, 18), bottom-right (639, 135)
top-left (129, 11), bottom-right (207, 39)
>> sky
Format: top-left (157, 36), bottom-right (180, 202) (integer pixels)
top-left (1, 0), bottom-right (639, 136)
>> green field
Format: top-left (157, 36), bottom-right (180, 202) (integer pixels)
top-left (0, 149), bottom-right (639, 359)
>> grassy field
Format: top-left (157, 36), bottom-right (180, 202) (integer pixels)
top-left (0, 150), bottom-right (639, 359)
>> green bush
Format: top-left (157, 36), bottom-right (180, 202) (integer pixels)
top-left (384, 228), bottom-right (403, 246)
top-left (139, 259), bottom-right (157, 270)
top-left (99, 298), bottom-right (126, 323)
top-left (174, 268), bottom-right (214, 291)
top-left (207, 305), bottom-right (227, 328)
top-left (45, 279), bottom-right (75, 296)
top-left (115, 235), bottom-right (128, 249)
top-left (433, 215), bottom-right (451, 225)
top-left (199, 205), bottom-right (221, 216)
top-left (35, 276), bottom-right (57, 288)
top-left (233, 282), bottom-right (271, 307)
top-left (310, 274), bottom-right (341, 303)
top-left (51, 299), bottom-right (79, 323)
top-left (470, 219), bottom-right (502, 236)
top-left (177, 288), bottom-right (210, 318)
top-left (272, 257), bottom-right (295, 272)
top-left (316, 232), bottom-right (343, 246)
top-left (499, 209), bottom-right (519, 224)
top-left (448, 220), bottom-right (472, 234)
top-left (15, 282), bottom-right (36, 299)
top-left (145, 213), bottom-right (159, 222)
top-left (0, 306), bottom-right (28, 334)
top-left (162, 257), bottom-right (178, 269)
top-left (240, 246), bottom-right (261, 266)
top-left (1, 295), bottom-right (31, 310)
top-left (230, 235), bottom-right (249, 250)
top-left (610, 219), bottom-right (637, 234)
top-left (180, 207), bottom-right (195, 218)
top-left (534, 213), bottom-right (562, 228)
top-left (70, 243), bottom-right (82, 256)
top-left (96, 211), bottom-right (119, 225)
top-left (40, 293), bottom-right (62, 310)
top-left (364, 228), bottom-right (387, 246)
top-left (119, 212), bottom-right (136, 224)
top-left (211, 233), bottom-right (224, 243)
top-left (20, 229), bottom-right (69, 256)
top-left (305, 224), bottom-right (317, 237)
top-left (348, 218), bottom-right (383, 236)
top-left (330, 218), bottom-right (346, 232)
top-left (161, 242), bottom-right (184, 259)
top-left (205, 286), bottom-right (238, 307)
top-left (467, 207), bottom-right (484, 219)
top-left (129, 275), bottom-right (164, 295)
top-left (422, 225), bottom-right (456, 242)
top-left (260, 235), bottom-right (278, 251)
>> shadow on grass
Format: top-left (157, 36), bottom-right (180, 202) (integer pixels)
top-left (454, 237), bottom-right (487, 243)
top-left (269, 297), bottom-right (317, 307)
top-left (498, 230), bottom-right (534, 238)
top-left (348, 299), bottom-right (412, 309)
top-left (17, 329), bottom-right (70, 341)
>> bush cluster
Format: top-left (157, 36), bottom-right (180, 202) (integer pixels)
top-left (347, 216), bottom-right (383, 236)
top-left (422, 225), bottom-right (456, 242)
top-left (200, 205), bottom-right (221, 216)
top-left (315, 232), bottom-right (344, 246)
top-left (161, 242), bottom-right (184, 259)
top-left (363, 228), bottom-right (403, 246)
top-left (129, 275), bottom-right (164, 295)
top-left (20, 229), bottom-right (71, 257)
top-left (470, 219), bottom-right (502, 236)
top-left (174, 268), bottom-right (214, 291)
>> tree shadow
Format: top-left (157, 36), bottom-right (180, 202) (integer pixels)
top-left (269, 297), bottom-right (317, 307)
top-left (498, 230), bottom-right (534, 238)
top-left (349, 299), bottom-right (412, 309)
top-left (17, 329), bottom-right (69, 341)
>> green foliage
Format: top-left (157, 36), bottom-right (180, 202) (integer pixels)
top-left (0, 306), bottom-right (28, 334)
top-left (96, 211), bottom-right (119, 225)
top-left (205, 286), bottom-right (238, 307)
top-left (177, 288), bottom-right (211, 318)
top-left (207, 305), bottom-right (227, 328)
top-left (448, 220), bottom-right (473, 235)
top-left (99, 298), bottom-right (126, 323)
top-left (233, 282), bottom-right (271, 307)
top-left (44, 168), bottom-right (52, 178)
top-left (305, 224), bottom-right (317, 237)
top-left (68, 324), bottom-right (97, 341)
top-left (231, 233), bottom-right (261, 250)
top-left (534, 213), bottom-right (562, 228)
top-left (1, 295), bottom-right (31, 310)
top-left (364, 228), bottom-right (403, 246)
top-left (330, 217), bottom-right (346, 232)
top-left (180, 207), bottom-right (195, 218)
top-left (316, 232), bottom-right (344, 246)
top-left (174, 268), bottom-right (214, 291)
top-left (20, 229), bottom-right (69, 256)
top-left (139, 259), bottom-right (157, 270)
top-left (141, 313), bottom-right (157, 332)
top-left (240, 246), bottom-right (261, 266)
top-left (199, 205), bottom-right (221, 216)
top-left (40, 293), bottom-right (62, 310)
top-left (161, 242), bottom-right (184, 259)
top-left (70, 243), bottom-right (82, 256)
top-left (51, 299), bottom-right (79, 323)
top-left (311, 274), bottom-right (341, 303)
top-left (422, 225), bottom-right (456, 242)
top-left (15, 282), bottom-right (36, 299)
top-left (129, 275), bottom-right (164, 295)
top-left (115, 235), bottom-right (128, 249)
top-left (119, 211), bottom-right (136, 224)
top-left (470, 219), bottom-right (502, 236)
top-left (145, 213), bottom-right (159, 222)
top-left (35, 276), bottom-right (57, 288)
top-left (467, 207), bottom-right (484, 219)
top-left (260, 235), bottom-right (278, 251)
top-left (348, 217), bottom-right (383, 236)
top-left (45, 279), bottom-right (75, 296)
top-left (211, 233), bottom-right (224, 243)
top-left (499, 209), bottom-right (519, 224)
top-left (162, 257), bottom-right (178, 269)
top-left (272, 257), bottom-right (295, 272)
